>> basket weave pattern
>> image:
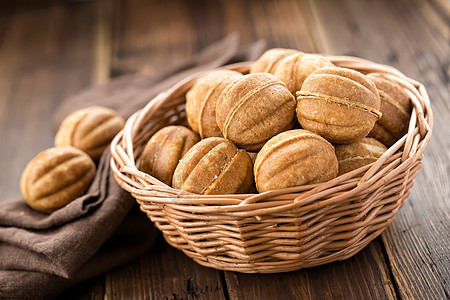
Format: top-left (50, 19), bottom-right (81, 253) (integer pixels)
top-left (110, 56), bottom-right (433, 273)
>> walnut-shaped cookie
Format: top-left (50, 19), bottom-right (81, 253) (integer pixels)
top-left (297, 67), bottom-right (381, 144)
top-left (186, 70), bottom-right (243, 138)
top-left (55, 106), bottom-right (125, 161)
top-left (140, 126), bottom-right (200, 186)
top-left (274, 52), bottom-right (334, 94)
top-left (216, 73), bottom-right (296, 151)
top-left (20, 147), bottom-right (96, 213)
top-left (254, 129), bottom-right (338, 192)
top-left (250, 48), bottom-right (299, 74)
top-left (172, 137), bottom-right (253, 195)
top-left (335, 137), bottom-right (387, 176)
top-left (367, 73), bottom-right (411, 147)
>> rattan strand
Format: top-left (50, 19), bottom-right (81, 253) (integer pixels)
top-left (110, 56), bottom-right (433, 273)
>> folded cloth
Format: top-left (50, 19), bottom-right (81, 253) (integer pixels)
top-left (0, 150), bottom-right (157, 299)
top-left (0, 33), bottom-right (265, 299)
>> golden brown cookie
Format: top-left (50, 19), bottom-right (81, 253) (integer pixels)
top-left (335, 137), bottom-right (387, 176)
top-left (250, 48), bottom-right (299, 74)
top-left (140, 126), bottom-right (200, 186)
top-left (216, 73), bottom-right (296, 151)
top-left (186, 70), bottom-right (243, 138)
top-left (254, 129), bottom-right (338, 192)
top-left (172, 137), bottom-right (253, 195)
top-left (367, 73), bottom-right (411, 147)
top-left (297, 67), bottom-right (381, 144)
top-left (55, 106), bottom-right (125, 161)
top-left (274, 53), bottom-right (334, 94)
top-left (20, 147), bottom-right (96, 213)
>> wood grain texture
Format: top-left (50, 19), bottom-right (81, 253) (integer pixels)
top-left (0, 1), bottom-right (112, 297)
top-left (225, 239), bottom-right (397, 300)
top-left (110, 0), bottom-right (317, 77)
top-left (103, 238), bottom-right (227, 300)
top-left (220, 0), bottom-right (316, 51)
top-left (94, 0), bottom-right (114, 84)
top-left (306, 0), bottom-right (450, 298)
top-left (57, 275), bottom-right (105, 300)
top-left (111, 0), bottom-right (197, 76)
top-left (0, 1), bottom-right (102, 200)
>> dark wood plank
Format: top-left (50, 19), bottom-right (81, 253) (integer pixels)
top-left (111, 0), bottom-right (197, 76)
top-left (111, 0), bottom-right (317, 77)
top-left (377, 1), bottom-right (450, 295)
top-left (56, 275), bottom-right (105, 300)
top-left (225, 239), bottom-right (397, 300)
top-left (93, 0), bottom-right (115, 85)
top-left (0, 1), bottom-right (111, 298)
top-left (259, 0), bottom-right (317, 51)
top-left (0, 1), bottom-right (108, 200)
top-left (305, 0), bottom-right (450, 298)
top-left (103, 238), bottom-right (227, 299)
top-left (218, 0), bottom-right (317, 51)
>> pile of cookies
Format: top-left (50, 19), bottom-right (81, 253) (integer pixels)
top-left (20, 106), bottom-right (125, 213)
top-left (140, 48), bottom-right (411, 195)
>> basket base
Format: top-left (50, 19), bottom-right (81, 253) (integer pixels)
top-left (163, 225), bottom-right (387, 274)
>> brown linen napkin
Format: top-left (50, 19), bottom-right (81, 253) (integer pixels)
top-left (0, 33), bottom-right (265, 299)
top-left (0, 150), bottom-right (157, 299)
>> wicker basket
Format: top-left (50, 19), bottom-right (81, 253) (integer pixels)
top-left (110, 56), bottom-right (433, 273)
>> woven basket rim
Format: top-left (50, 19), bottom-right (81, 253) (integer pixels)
top-left (110, 56), bottom-right (433, 207)
top-left (109, 54), bottom-right (433, 273)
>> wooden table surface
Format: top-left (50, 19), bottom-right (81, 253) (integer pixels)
top-left (1, 0), bottom-right (449, 299)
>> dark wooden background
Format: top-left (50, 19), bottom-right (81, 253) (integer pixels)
top-left (0, 0), bottom-right (448, 299)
